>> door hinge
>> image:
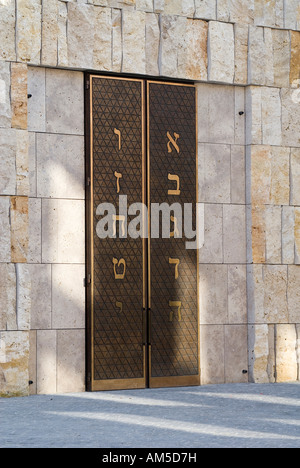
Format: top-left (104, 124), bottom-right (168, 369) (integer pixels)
top-left (86, 177), bottom-right (91, 187)
top-left (84, 274), bottom-right (91, 287)
top-left (85, 80), bottom-right (90, 90)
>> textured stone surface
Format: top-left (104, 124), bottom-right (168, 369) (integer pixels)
top-left (0, 197), bottom-right (11, 263)
top-left (16, 0), bottom-right (42, 64)
top-left (41, 0), bottom-right (59, 66)
top-left (10, 196), bottom-right (28, 263)
top-left (0, 129), bottom-right (17, 195)
top-left (123, 10), bottom-right (146, 74)
top-left (276, 325), bottom-right (298, 382)
top-left (0, 62), bottom-right (11, 127)
top-left (11, 63), bottom-right (27, 130)
top-left (0, 0), bottom-right (16, 61)
top-left (0, 331), bottom-right (29, 397)
top-left (208, 21), bottom-right (235, 83)
top-left (57, 329), bottom-right (85, 393)
top-left (0, 263), bottom-right (16, 331)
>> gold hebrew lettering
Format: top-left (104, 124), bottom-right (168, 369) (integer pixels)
top-left (112, 215), bottom-right (126, 237)
top-left (167, 132), bottom-right (180, 154)
top-left (113, 258), bottom-right (126, 280)
top-left (169, 301), bottom-right (182, 322)
top-left (114, 171), bottom-right (123, 194)
top-left (114, 128), bottom-right (122, 151)
top-left (170, 215), bottom-right (179, 238)
top-left (116, 301), bottom-right (123, 313)
top-left (168, 174), bottom-right (181, 196)
top-left (169, 258), bottom-right (180, 280)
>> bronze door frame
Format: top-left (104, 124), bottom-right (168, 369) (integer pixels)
top-left (85, 74), bottom-right (199, 391)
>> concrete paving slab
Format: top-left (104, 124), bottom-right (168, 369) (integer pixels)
top-left (0, 383), bottom-right (299, 448)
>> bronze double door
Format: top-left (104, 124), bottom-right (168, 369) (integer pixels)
top-left (86, 75), bottom-right (199, 391)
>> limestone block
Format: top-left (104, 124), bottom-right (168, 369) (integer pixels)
top-left (122, 10), bottom-right (146, 75)
top-left (246, 87), bottom-right (262, 145)
top-left (223, 205), bottom-right (246, 264)
top-left (235, 87), bottom-right (245, 144)
top-left (234, 24), bottom-right (248, 85)
top-left (41, 198), bottom-right (85, 264)
top-left (199, 264), bottom-right (228, 325)
top-left (198, 143), bottom-right (231, 203)
top-left (269, 147), bottom-right (290, 205)
top-left (231, 145), bottom-right (246, 204)
top-left (248, 26), bottom-right (274, 86)
top-left (0, 331), bottom-right (29, 397)
top-left (276, 325), bottom-right (298, 382)
top-left (194, 0), bottom-right (216, 19)
top-left (11, 63), bottom-right (27, 130)
top-left (248, 324), bottom-right (274, 383)
top-left (36, 330), bottom-right (56, 394)
top-left (288, 266), bottom-right (300, 324)
top-left (265, 206), bottom-right (281, 265)
top-left (28, 67), bottom-right (46, 133)
top-left (46, 69), bottom-right (84, 135)
top-left (291, 149), bottom-right (300, 205)
top-left (36, 134), bottom-right (84, 199)
top-left (41, 0), bottom-right (59, 66)
top-left (28, 197), bottom-right (41, 263)
top-left (282, 88), bottom-right (300, 148)
top-left (251, 205), bottom-right (266, 264)
top-left (28, 264), bottom-right (51, 330)
top-left (16, 130), bottom-right (29, 197)
top-left (146, 13), bottom-right (160, 76)
top-left (0, 0), bottom-right (16, 61)
top-left (254, 0), bottom-right (283, 28)
top-left (262, 88), bottom-right (282, 146)
top-left (197, 84), bottom-right (235, 144)
top-left (0, 128), bottom-right (17, 196)
top-left (282, 206), bottom-right (295, 265)
top-left (29, 330), bottom-right (36, 395)
top-left (182, 19), bottom-right (208, 81)
top-left (228, 265), bottom-right (247, 324)
top-left (52, 264), bottom-right (85, 329)
top-left (0, 197), bottom-right (11, 262)
top-left (160, 15), bottom-right (187, 78)
top-left (200, 325), bottom-right (224, 385)
top-left (198, 204), bottom-right (223, 263)
top-left (208, 21), bottom-right (235, 83)
top-left (28, 133), bottom-right (36, 197)
top-left (218, 0), bottom-right (254, 24)
top-left (136, 0), bottom-right (154, 11)
top-left (93, 6), bottom-right (112, 71)
top-left (295, 208), bottom-right (300, 264)
top-left (264, 266), bottom-right (288, 324)
top-left (57, 330), bottom-right (85, 393)
top-left (284, 0), bottom-right (300, 30)
top-left (16, 0), bottom-right (42, 64)
top-left (15, 264), bottom-right (30, 331)
top-left (112, 9), bottom-right (122, 73)
top-left (67, 3), bottom-right (94, 69)
top-left (225, 325), bottom-right (248, 383)
top-left (0, 62), bottom-right (11, 128)
top-left (58, 0), bottom-right (68, 67)
top-left (10, 196), bottom-right (28, 264)
top-left (0, 264), bottom-right (16, 331)
top-left (272, 29), bottom-right (290, 88)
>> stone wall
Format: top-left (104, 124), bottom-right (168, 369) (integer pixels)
top-left (0, 0), bottom-right (300, 395)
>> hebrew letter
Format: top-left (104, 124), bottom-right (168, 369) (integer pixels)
top-left (113, 258), bottom-right (126, 280)
top-left (168, 174), bottom-right (181, 196)
top-left (169, 301), bottom-right (182, 322)
top-left (116, 301), bottom-right (123, 313)
top-left (170, 215), bottom-right (180, 238)
top-left (114, 171), bottom-right (123, 194)
top-left (114, 128), bottom-right (122, 151)
top-left (167, 132), bottom-right (180, 154)
top-left (169, 258), bottom-right (180, 280)
top-left (112, 215), bottom-right (126, 237)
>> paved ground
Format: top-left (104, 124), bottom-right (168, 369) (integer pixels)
top-left (0, 383), bottom-right (299, 448)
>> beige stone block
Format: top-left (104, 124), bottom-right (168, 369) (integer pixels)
top-left (198, 143), bottom-right (231, 203)
top-left (0, 0), bottom-right (17, 61)
top-left (28, 264), bottom-right (51, 330)
top-left (160, 15), bottom-right (185, 78)
top-left (36, 133), bottom-right (84, 199)
top-left (37, 330), bottom-right (56, 394)
top-left (52, 264), bottom-right (85, 329)
top-left (285, 0), bottom-right (300, 31)
top-left (291, 149), bottom-right (300, 205)
top-left (57, 329), bottom-right (85, 393)
top-left (67, 3), bottom-right (94, 69)
top-left (208, 21), bottom-right (235, 83)
top-left (228, 265), bottom-right (247, 324)
top-left (261, 88), bottom-right (282, 147)
top-left (234, 24), bottom-right (248, 85)
top-left (218, 0), bottom-right (254, 24)
top-left (248, 26), bottom-right (273, 86)
top-left (16, 130), bottom-right (29, 197)
top-left (247, 265), bottom-right (264, 324)
top-left (11, 196), bottom-right (28, 264)
top-left (246, 86), bottom-right (262, 145)
top-left (251, 204), bottom-right (266, 264)
top-left (46, 69), bottom-right (84, 135)
top-left (58, 0), bottom-right (68, 67)
top-left (282, 206), bottom-right (295, 265)
top-left (276, 325), bottom-right (298, 382)
top-left (288, 266), bottom-right (300, 324)
top-left (0, 62), bottom-right (11, 128)
top-left (28, 133), bottom-right (36, 197)
top-left (199, 264), bottom-right (228, 325)
top-left (136, 0), bottom-right (154, 12)
top-left (28, 67), bottom-right (46, 133)
top-left (264, 265), bottom-right (288, 324)
top-left (0, 264), bottom-right (16, 331)
top-left (198, 204), bottom-right (223, 263)
top-left (195, 0), bottom-right (216, 19)
top-left (231, 146), bottom-right (245, 204)
top-left (223, 205), bottom-right (246, 264)
top-left (41, 0), bottom-right (58, 66)
top-left (153, 0), bottom-right (164, 13)
top-left (0, 129), bottom-right (17, 195)
top-left (16, 0), bottom-right (42, 64)
top-left (15, 264), bottom-right (30, 331)
top-left (29, 330), bottom-right (37, 395)
top-left (112, 9), bottom-right (122, 73)
top-left (295, 208), bottom-right (300, 264)
top-left (269, 147), bottom-right (290, 206)
top-left (0, 331), bottom-right (29, 397)
top-left (11, 63), bottom-right (27, 130)
top-left (200, 325), bottom-right (224, 385)
top-left (93, 6), bottom-right (112, 71)
top-left (123, 10), bottom-right (146, 75)
top-left (42, 198), bottom-right (85, 264)
top-left (181, 19), bottom-right (208, 81)
top-left (272, 29), bottom-right (290, 88)
top-left (265, 206), bottom-right (281, 264)
top-left (225, 325), bottom-right (248, 383)
top-left (254, 0), bottom-right (283, 28)
top-left (248, 324), bottom-right (274, 383)
top-left (28, 198), bottom-right (41, 264)
top-left (146, 13), bottom-right (160, 76)
top-left (0, 197), bottom-right (11, 262)
top-left (282, 88), bottom-right (300, 148)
